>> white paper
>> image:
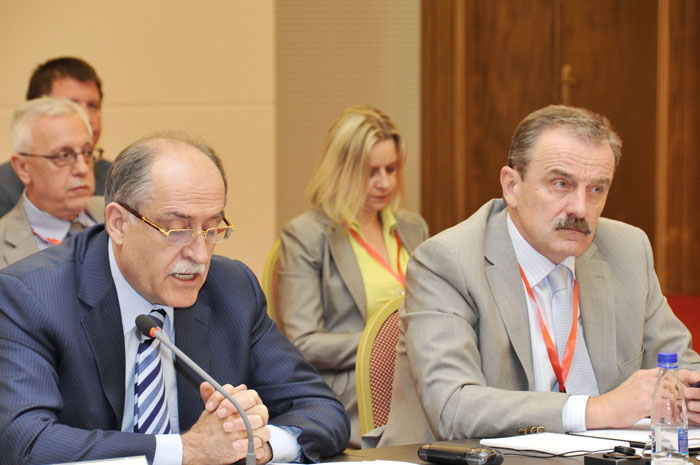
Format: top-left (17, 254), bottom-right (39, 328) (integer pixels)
top-left (48, 457), bottom-right (148, 465)
top-left (480, 432), bottom-right (629, 455)
top-left (572, 418), bottom-right (700, 449)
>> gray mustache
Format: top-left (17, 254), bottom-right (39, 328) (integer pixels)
top-left (555, 216), bottom-right (592, 235)
top-left (170, 261), bottom-right (206, 275)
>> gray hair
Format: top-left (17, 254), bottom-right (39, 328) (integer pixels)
top-left (508, 104), bottom-right (622, 177)
top-left (104, 132), bottom-right (228, 212)
top-left (9, 96), bottom-right (92, 153)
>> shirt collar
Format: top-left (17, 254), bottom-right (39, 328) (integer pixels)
top-left (108, 238), bottom-right (174, 337)
top-left (506, 212), bottom-right (576, 287)
top-left (22, 190), bottom-right (95, 242)
top-left (22, 190), bottom-right (72, 241)
top-left (349, 207), bottom-right (397, 234)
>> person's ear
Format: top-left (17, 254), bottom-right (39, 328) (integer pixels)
top-left (500, 165), bottom-right (522, 208)
top-left (10, 154), bottom-right (32, 185)
top-left (104, 202), bottom-right (128, 245)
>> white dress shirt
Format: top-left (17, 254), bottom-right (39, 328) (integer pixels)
top-left (506, 214), bottom-right (590, 432)
top-left (108, 239), bottom-right (301, 464)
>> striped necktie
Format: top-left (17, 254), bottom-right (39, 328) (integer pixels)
top-left (134, 308), bottom-right (171, 434)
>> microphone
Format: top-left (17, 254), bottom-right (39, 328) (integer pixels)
top-left (135, 314), bottom-right (256, 465)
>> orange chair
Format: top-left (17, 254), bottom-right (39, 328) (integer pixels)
top-left (668, 295), bottom-right (700, 351)
top-left (261, 240), bottom-right (285, 334)
top-left (355, 295), bottom-right (404, 435)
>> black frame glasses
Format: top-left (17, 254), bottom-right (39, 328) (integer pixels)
top-left (119, 203), bottom-right (235, 246)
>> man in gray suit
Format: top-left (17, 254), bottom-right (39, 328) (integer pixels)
top-left (0, 97), bottom-right (104, 267)
top-left (0, 57), bottom-right (110, 217)
top-left (380, 105), bottom-right (700, 445)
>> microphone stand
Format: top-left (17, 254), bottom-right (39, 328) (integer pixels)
top-left (139, 317), bottom-right (256, 465)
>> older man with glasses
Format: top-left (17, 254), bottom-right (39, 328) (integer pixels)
top-left (0, 132), bottom-right (350, 465)
top-left (0, 96), bottom-right (104, 267)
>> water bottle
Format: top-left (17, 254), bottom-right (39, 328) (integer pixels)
top-left (651, 352), bottom-right (688, 465)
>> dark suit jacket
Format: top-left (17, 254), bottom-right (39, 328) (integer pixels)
top-left (0, 159), bottom-right (111, 218)
top-left (0, 226), bottom-right (350, 465)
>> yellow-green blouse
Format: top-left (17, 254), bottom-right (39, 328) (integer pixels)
top-left (348, 208), bottom-right (409, 321)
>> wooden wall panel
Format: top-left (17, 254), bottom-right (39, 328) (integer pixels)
top-left (421, 0), bottom-right (555, 233)
top-left (666, 0), bottom-right (700, 293)
top-left (560, 0), bottom-right (658, 247)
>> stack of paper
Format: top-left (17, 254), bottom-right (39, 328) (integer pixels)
top-left (480, 432), bottom-right (629, 455)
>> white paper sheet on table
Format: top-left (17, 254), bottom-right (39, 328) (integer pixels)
top-left (479, 432), bottom-right (629, 455)
top-left (571, 418), bottom-right (700, 450)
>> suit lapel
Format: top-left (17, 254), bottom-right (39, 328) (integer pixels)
top-left (2, 200), bottom-right (40, 265)
top-left (327, 224), bottom-right (367, 318)
top-left (576, 242), bottom-right (617, 393)
top-left (483, 204), bottom-right (535, 388)
top-left (77, 231), bottom-right (126, 424)
top-left (174, 302), bottom-right (211, 429)
top-left (87, 196), bottom-right (106, 223)
top-left (395, 215), bottom-right (422, 253)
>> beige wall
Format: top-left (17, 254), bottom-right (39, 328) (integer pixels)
top-left (276, 0), bottom-right (421, 231)
top-left (0, 1), bottom-right (421, 276)
top-left (0, 1), bottom-right (275, 276)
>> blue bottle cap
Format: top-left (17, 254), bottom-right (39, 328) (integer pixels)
top-left (658, 352), bottom-right (678, 368)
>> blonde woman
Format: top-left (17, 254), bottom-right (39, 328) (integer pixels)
top-left (278, 105), bottom-right (428, 446)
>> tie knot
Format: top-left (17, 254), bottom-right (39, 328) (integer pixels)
top-left (149, 308), bottom-right (167, 330)
top-left (549, 264), bottom-right (570, 293)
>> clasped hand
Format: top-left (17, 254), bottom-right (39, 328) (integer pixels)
top-left (182, 382), bottom-right (271, 465)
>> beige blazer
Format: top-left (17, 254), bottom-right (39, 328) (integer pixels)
top-left (279, 208), bottom-right (428, 446)
top-left (380, 198), bottom-right (700, 446)
top-left (0, 196), bottom-right (105, 268)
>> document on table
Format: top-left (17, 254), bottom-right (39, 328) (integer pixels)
top-left (571, 418), bottom-right (700, 450)
top-left (49, 457), bottom-right (148, 465)
top-left (480, 432), bottom-right (629, 455)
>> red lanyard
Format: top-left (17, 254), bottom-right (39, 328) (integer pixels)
top-left (518, 264), bottom-right (579, 393)
top-left (32, 229), bottom-right (61, 245)
top-left (348, 228), bottom-right (405, 288)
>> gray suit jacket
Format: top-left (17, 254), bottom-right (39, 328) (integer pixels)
top-left (279, 208), bottom-right (428, 446)
top-left (0, 196), bottom-right (105, 268)
top-left (380, 199), bottom-right (700, 445)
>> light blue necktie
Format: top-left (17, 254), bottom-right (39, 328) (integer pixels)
top-left (134, 308), bottom-right (171, 434)
top-left (550, 264), bottom-right (600, 395)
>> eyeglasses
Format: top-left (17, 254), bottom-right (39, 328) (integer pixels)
top-left (119, 203), bottom-right (235, 246)
top-left (19, 147), bottom-right (104, 168)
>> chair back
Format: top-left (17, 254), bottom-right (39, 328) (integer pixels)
top-left (356, 295), bottom-right (404, 435)
top-left (262, 239), bottom-right (285, 334)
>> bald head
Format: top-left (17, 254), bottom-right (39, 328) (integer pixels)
top-left (105, 133), bottom-right (227, 211)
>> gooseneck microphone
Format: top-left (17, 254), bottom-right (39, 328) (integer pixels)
top-left (135, 314), bottom-right (256, 465)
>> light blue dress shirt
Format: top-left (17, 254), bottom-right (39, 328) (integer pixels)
top-left (22, 190), bottom-right (95, 249)
top-left (506, 213), bottom-right (591, 432)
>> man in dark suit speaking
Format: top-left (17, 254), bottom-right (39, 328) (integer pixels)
top-left (0, 134), bottom-right (350, 465)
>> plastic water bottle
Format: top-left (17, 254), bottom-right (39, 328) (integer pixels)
top-left (651, 352), bottom-right (688, 465)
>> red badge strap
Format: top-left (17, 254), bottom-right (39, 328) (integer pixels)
top-left (518, 264), bottom-right (579, 393)
top-left (32, 229), bottom-right (61, 245)
top-left (348, 228), bottom-right (405, 288)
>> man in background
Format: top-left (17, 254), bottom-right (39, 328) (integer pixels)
top-left (0, 97), bottom-right (104, 267)
top-left (0, 56), bottom-right (109, 217)
top-left (380, 105), bottom-right (700, 445)
top-left (0, 133), bottom-right (350, 465)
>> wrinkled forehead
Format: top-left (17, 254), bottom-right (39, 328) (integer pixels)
top-left (145, 142), bottom-right (226, 209)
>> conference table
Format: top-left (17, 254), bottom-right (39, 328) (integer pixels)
top-left (326, 439), bottom-right (589, 465)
